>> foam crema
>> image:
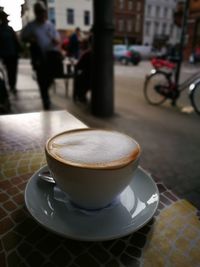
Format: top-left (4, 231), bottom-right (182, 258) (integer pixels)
top-left (46, 129), bottom-right (140, 168)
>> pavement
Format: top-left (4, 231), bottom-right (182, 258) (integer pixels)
top-left (4, 58), bottom-right (200, 209)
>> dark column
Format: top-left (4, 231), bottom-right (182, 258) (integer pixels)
top-left (91, 0), bottom-right (114, 117)
top-left (175, 0), bottom-right (190, 87)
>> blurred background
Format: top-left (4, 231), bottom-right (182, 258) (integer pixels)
top-left (1, 0), bottom-right (200, 62)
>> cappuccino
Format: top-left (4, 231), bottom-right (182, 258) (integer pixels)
top-left (47, 129), bottom-right (140, 168)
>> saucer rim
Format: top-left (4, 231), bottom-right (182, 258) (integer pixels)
top-left (24, 165), bottom-right (159, 241)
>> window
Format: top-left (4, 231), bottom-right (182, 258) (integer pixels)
top-left (170, 9), bottom-right (173, 19)
top-left (127, 19), bottom-right (133, 32)
top-left (145, 21), bottom-right (151, 36)
top-left (156, 6), bottom-right (160, 17)
top-left (147, 5), bottom-right (152, 16)
top-left (162, 23), bottom-right (166, 35)
top-left (67, 9), bottom-right (74, 25)
top-left (48, 7), bottom-right (55, 24)
top-left (113, 18), bottom-right (116, 27)
top-left (128, 0), bottom-right (133, 10)
top-left (137, 2), bottom-right (141, 12)
top-left (84, 10), bottom-right (90, 26)
top-left (164, 7), bottom-right (168, 18)
top-left (118, 19), bottom-right (124, 31)
top-left (154, 21), bottom-right (159, 35)
top-left (119, 0), bottom-right (124, 9)
top-left (135, 15), bottom-right (140, 33)
top-left (170, 24), bottom-right (173, 35)
top-left (197, 20), bottom-right (200, 35)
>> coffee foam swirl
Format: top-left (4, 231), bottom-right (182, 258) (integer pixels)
top-left (47, 129), bottom-right (140, 168)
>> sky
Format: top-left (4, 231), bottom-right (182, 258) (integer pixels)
top-left (0, 0), bottom-right (24, 31)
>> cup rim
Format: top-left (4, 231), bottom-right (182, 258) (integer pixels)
top-left (45, 128), bottom-right (141, 170)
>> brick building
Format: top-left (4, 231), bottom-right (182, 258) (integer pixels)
top-left (185, 0), bottom-right (200, 59)
top-left (114, 0), bottom-right (145, 45)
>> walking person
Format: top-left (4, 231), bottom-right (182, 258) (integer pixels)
top-left (73, 37), bottom-right (92, 103)
top-left (21, 1), bottom-right (62, 110)
top-left (0, 10), bottom-right (20, 95)
top-left (68, 27), bottom-right (81, 60)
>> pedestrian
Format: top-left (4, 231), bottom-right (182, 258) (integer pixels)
top-left (61, 37), bottom-right (70, 56)
top-left (0, 10), bottom-right (20, 95)
top-left (73, 36), bottom-right (92, 103)
top-left (68, 27), bottom-right (81, 60)
top-left (21, 1), bottom-right (62, 110)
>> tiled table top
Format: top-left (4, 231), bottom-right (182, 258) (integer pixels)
top-left (0, 111), bottom-right (200, 267)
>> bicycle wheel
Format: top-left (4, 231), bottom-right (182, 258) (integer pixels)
top-left (144, 71), bottom-right (169, 105)
top-left (190, 82), bottom-right (200, 115)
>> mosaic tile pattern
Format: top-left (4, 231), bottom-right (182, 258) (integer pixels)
top-left (142, 200), bottom-right (200, 267)
top-left (1, 167), bottom-right (200, 267)
top-left (0, 170), bottom-right (154, 267)
top-left (0, 111), bottom-right (200, 267)
top-left (0, 151), bottom-right (46, 180)
top-left (0, 111), bottom-right (86, 182)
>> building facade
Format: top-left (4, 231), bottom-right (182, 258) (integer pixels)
top-left (22, 0), bottom-right (93, 39)
top-left (143, 0), bottom-right (180, 46)
top-left (47, 0), bottom-right (93, 37)
top-left (114, 0), bottom-right (145, 45)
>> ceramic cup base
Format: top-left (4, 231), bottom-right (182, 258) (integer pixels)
top-left (25, 165), bottom-right (159, 241)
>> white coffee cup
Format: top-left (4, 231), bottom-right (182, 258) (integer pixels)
top-left (45, 128), bottom-right (141, 210)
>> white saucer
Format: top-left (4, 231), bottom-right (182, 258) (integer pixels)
top-left (25, 165), bottom-right (159, 241)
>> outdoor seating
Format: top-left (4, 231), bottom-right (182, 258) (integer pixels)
top-left (52, 58), bottom-right (76, 97)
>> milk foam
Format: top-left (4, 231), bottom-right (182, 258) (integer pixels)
top-left (48, 130), bottom-right (139, 167)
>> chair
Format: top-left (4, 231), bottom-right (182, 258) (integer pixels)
top-left (52, 58), bottom-right (76, 97)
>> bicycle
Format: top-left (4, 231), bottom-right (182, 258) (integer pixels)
top-left (143, 57), bottom-right (200, 115)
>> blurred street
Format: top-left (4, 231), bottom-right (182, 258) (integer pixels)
top-left (8, 58), bottom-right (200, 208)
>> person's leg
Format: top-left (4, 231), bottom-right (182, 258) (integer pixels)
top-left (3, 57), bottom-right (17, 94)
top-left (10, 57), bottom-right (18, 93)
top-left (78, 74), bottom-right (90, 103)
top-left (73, 73), bottom-right (79, 102)
top-left (35, 66), bottom-right (52, 110)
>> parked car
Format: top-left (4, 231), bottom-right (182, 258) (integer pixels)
top-left (113, 45), bottom-right (141, 65)
top-left (129, 45), bottom-right (154, 59)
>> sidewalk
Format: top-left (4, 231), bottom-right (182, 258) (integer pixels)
top-left (7, 59), bottom-right (200, 210)
top-left (11, 58), bottom-right (200, 114)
